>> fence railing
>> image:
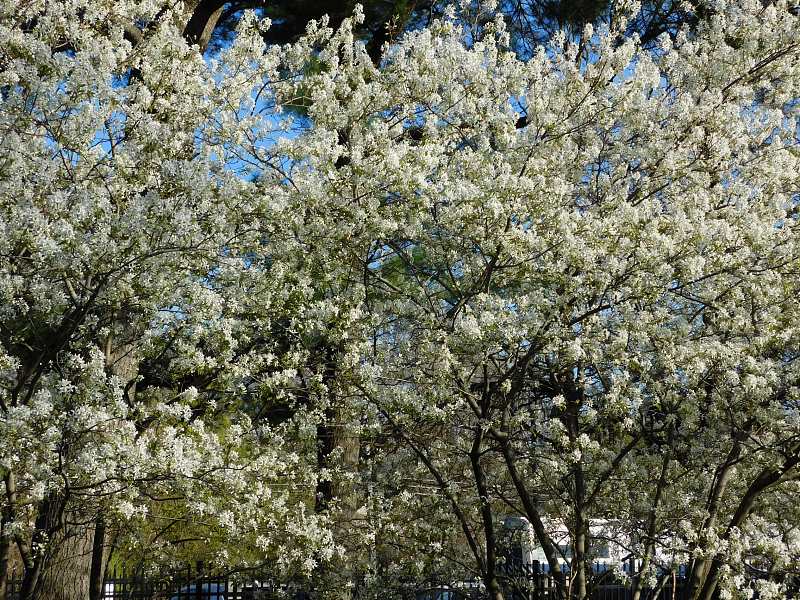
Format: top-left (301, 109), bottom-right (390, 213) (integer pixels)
top-left (5, 561), bottom-right (797, 600)
top-left (5, 564), bottom-right (298, 600)
top-left (491, 562), bottom-right (686, 600)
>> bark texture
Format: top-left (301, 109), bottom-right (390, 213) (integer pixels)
top-left (27, 520), bottom-right (95, 600)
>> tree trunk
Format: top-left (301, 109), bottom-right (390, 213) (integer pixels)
top-left (314, 411), bottom-right (361, 600)
top-left (695, 449), bottom-right (800, 600)
top-left (572, 507), bottom-right (588, 600)
top-left (498, 430), bottom-right (566, 600)
top-left (470, 427), bottom-right (504, 600)
top-left (17, 492), bottom-right (95, 600)
top-left (314, 343), bottom-right (361, 600)
top-left (88, 515), bottom-right (109, 600)
top-left (25, 319), bottom-right (136, 600)
top-left (182, 0), bottom-right (228, 52)
top-left (26, 520), bottom-right (95, 600)
top-left (632, 446), bottom-right (672, 600)
top-left (686, 436), bottom-right (745, 600)
top-left (565, 375), bottom-right (588, 600)
top-left (0, 505), bottom-right (11, 600)
top-left (332, 414), bottom-right (361, 600)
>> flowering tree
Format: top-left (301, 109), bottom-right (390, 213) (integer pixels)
top-left (262, 3), bottom-right (799, 599)
top-left (0, 3), bottom-right (341, 599)
top-left (2, 1), bottom-right (800, 600)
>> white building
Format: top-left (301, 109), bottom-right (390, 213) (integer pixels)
top-left (501, 516), bottom-right (643, 574)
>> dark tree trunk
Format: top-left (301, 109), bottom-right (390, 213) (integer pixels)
top-left (564, 374), bottom-right (588, 600)
top-left (88, 515), bottom-right (108, 600)
top-left (470, 427), bottom-right (505, 600)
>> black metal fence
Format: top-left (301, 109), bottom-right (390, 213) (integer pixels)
top-left (486, 562), bottom-right (685, 600)
top-left (5, 562), bottom-right (796, 600)
top-left (5, 564), bottom-right (304, 600)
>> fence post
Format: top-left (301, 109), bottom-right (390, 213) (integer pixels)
top-left (196, 561), bottom-right (204, 600)
top-left (530, 561), bottom-right (539, 600)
